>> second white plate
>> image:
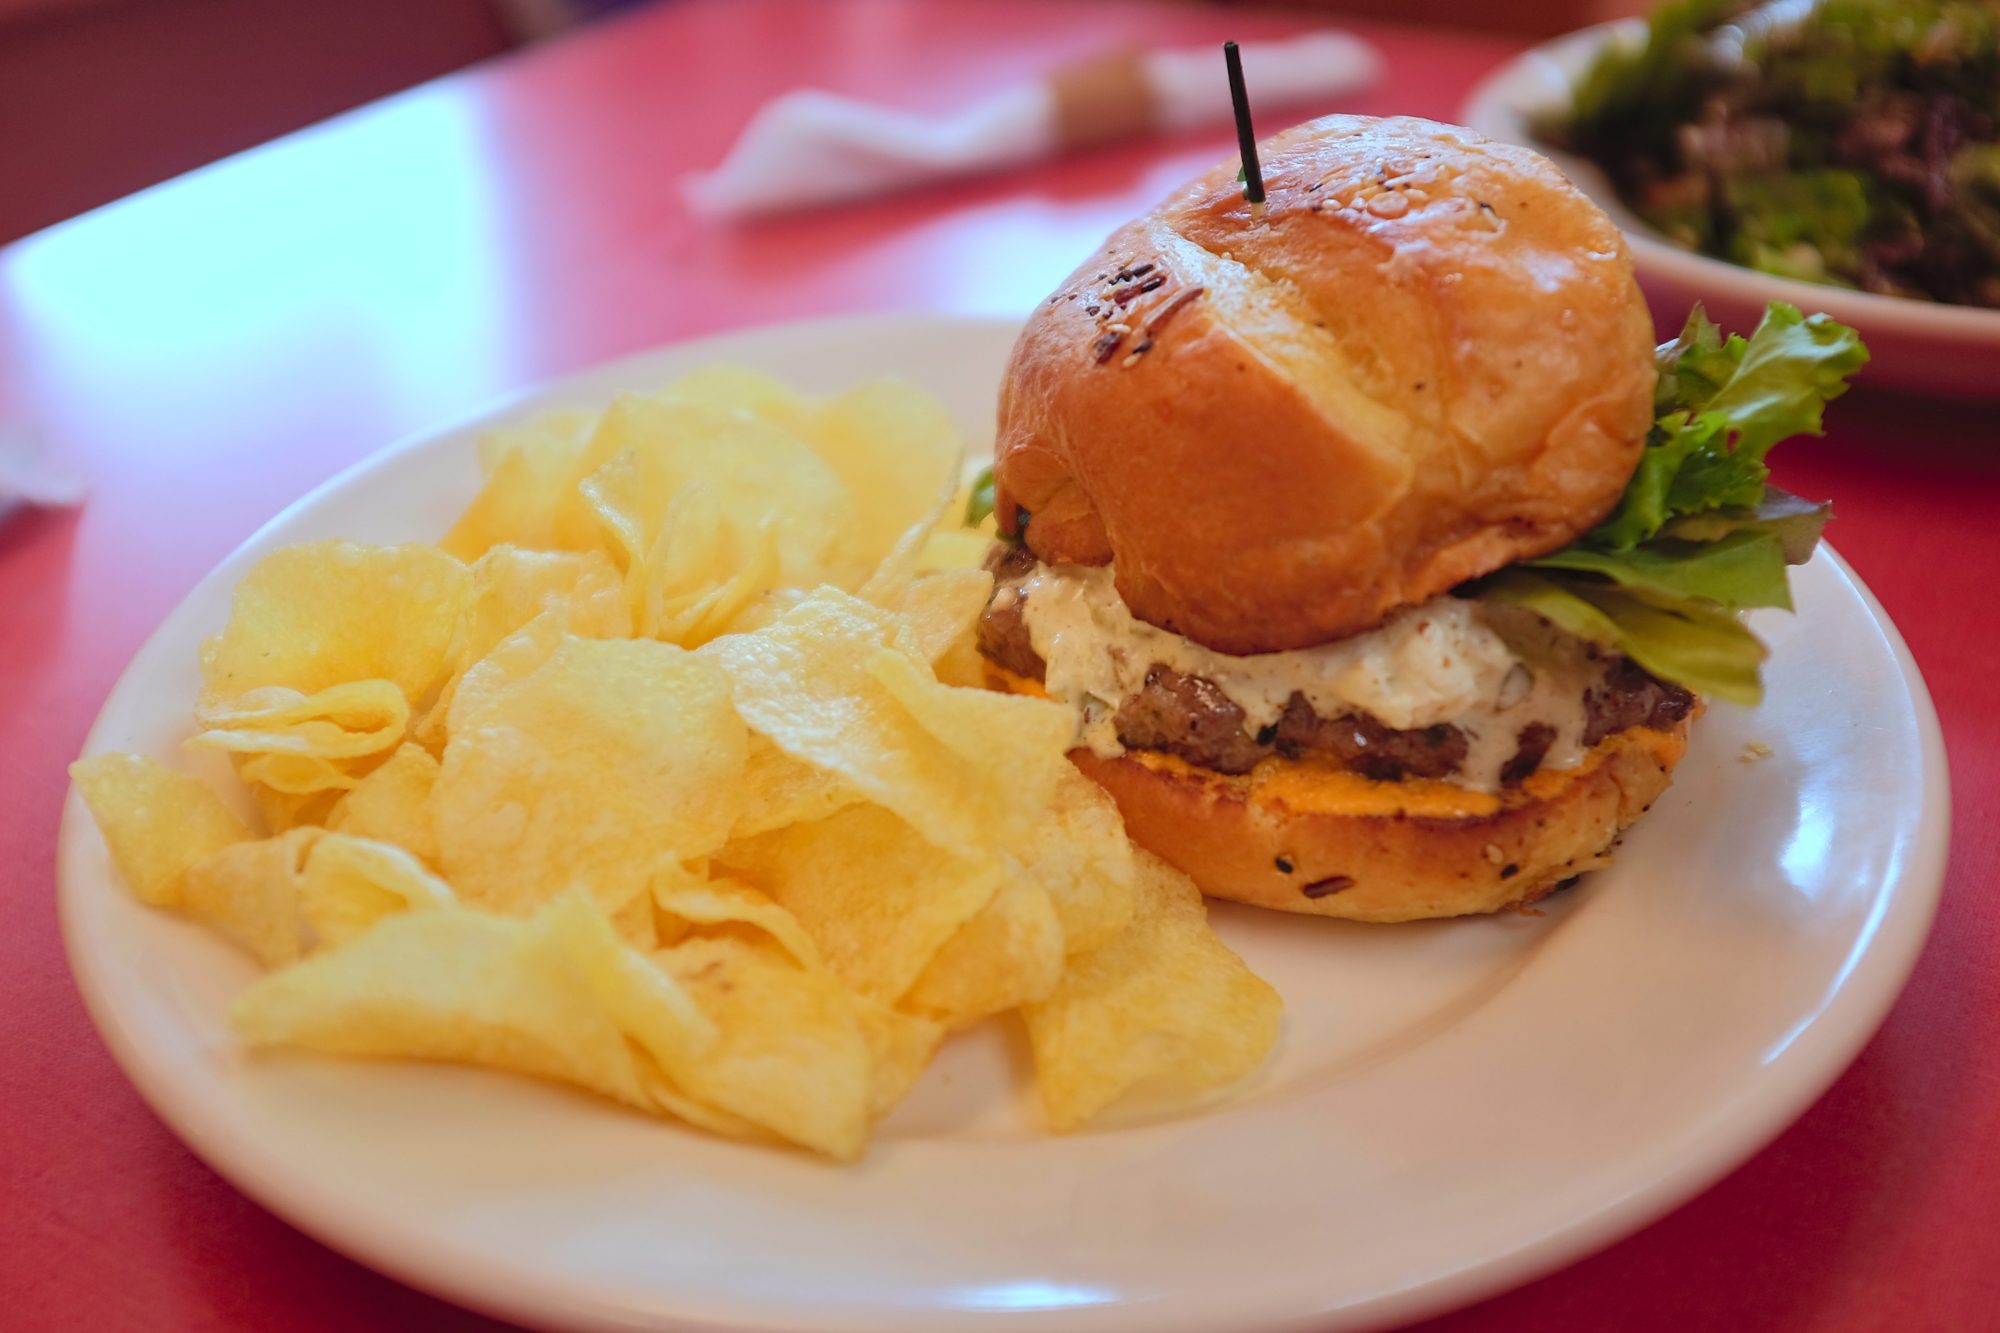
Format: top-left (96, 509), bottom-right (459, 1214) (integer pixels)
top-left (60, 315), bottom-right (1949, 1332)
top-left (1463, 20), bottom-right (2000, 398)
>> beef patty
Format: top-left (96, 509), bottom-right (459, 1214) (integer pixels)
top-left (976, 545), bottom-right (1694, 783)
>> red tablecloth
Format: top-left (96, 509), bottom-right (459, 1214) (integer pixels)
top-left (3, 1), bottom-right (1995, 1329)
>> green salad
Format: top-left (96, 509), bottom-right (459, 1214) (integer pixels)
top-left (1545, 0), bottom-right (2000, 306)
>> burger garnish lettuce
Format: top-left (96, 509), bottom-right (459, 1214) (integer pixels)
top-left (967, 114), bottom-right (1869, 923)
top-left (1476, 300), bottom-right (1867, 705)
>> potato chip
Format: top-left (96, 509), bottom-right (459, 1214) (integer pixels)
top-left (718, 803), bottom-right (1002, 1005)
top-left (653, 365), bottom-right (807, 430)
top-left (618, 481), bottom-right (786, 647)
top-left (919, 525), bottom-right (999, 575)
top-left (650, 866), bottom-right (822, 970)
top-left (803, 378), bottom-right (961, 587)
top-left (854, 997), bottom-right (944, 1120)
top-left (901, 877), bottom-right (1064, 1030)
top-left (532, 892), bottom-right (713, 1071)
top-left (654, 935), bottom-right (872, 1160)
top-left (651, 518), bottom-right (783, 650)
top-left (854, 509), bottom-right (949, 608)
top-left (229, 891), bottom-right (801, 1149)
top-left (870, 569), bottom-right (990, 663)
top-left (1020, 767), bottom-right (1137, 958)
top-left (199, 542), bottom-right (471, 707)
top-left (574, 436), bottom-right (793, 649)
top-left (298, 833), bottom-right (456, 950)
top-left (699, 588), bottom-right (1073, 855)
top-left (180, 827), bottom-right (320, 966)
top-left (439, 608), bottom-right (569, 739)
top-left (874, 568), bottom-right (992, 687)
top-left (232, 895), bottom-right (714, 1114)
top-left (417, 546), bottom-right (628, 750)
top-left (432, 636), bottom-right (747, 923)
top-left (193, 681), bottom-right (409, 804)
top-left (605, 885), bottom-right (661, 950)
top-left (574, 446), bottom-right (659, 589)
top-left (865, 645), bottom-right (1080, 848)
top-left (326, 743), bottom-right (441, 863)
top-left (713, 587), bottom-right (810, 639)
top-left (70, 752), bottom-right (252, 906)
top-left (645, 369), bottom-right (961, 594)
top-left (453, 546), bottom-right (629, 666)
top-left (483, 412), bottom-right (592, 471)
top-left (244, 779), bottom-right (345, 835)
top-left (1022, 853), bottom-right (1282, 1132)
top-left (235, 751), bottom-right (367, 798)
top-left (513, 874), bottom-right (768, 1156)
top-left (570, 394), bottom-right (847, 586)
top-left (440, 410), bottom-right (598, 559)
top-left (191, 681), bottom-right (409, 762)
top-left (74, 362), bottom-right (1287, 1162)
top-left (633, 1064), bottom-right (767, 1145)
top-left (727, 734), bottom-right (864, 841)
top-left (435, 618), bottom-right (666, 951)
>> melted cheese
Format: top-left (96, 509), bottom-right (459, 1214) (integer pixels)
top-left (1123, 726), bottom-right (1685, 819)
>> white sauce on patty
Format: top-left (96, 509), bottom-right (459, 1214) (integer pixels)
top-left (1011, 562), bottom-right (1601, 792)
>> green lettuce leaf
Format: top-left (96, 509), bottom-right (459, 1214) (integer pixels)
top-left (1527, 529), bottom-right (1792, 613)
top-left (964, 463), bottom-right (996, 528)
top-left (1478, 569), bottom-right (1768, 706)
top-left (1593, 302), bottom-right (1867, 548)
top-left (1590, 409), bottom-right (1727, 549)
top-left (1659, 487), bottom-right (1831, 565)
top-left (1665, 439), bottom-right (1768, 513)
top-left (1470, 301), bottom-right (1866, 703)
top-left (1675, 302), bottom-right (1868, 460)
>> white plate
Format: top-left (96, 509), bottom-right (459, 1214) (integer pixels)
top-left (60, 315), bottom-right (1949, 1333)
top-left (1462, 21), bottom-right (2000, 398)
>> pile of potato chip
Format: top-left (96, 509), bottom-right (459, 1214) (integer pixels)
top-left (71, 368), bottom-right (1281, 1159)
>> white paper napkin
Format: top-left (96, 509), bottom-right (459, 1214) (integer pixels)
top-left (683, 31), bottom-right (1382, 218)
top-left (0, 425), bottom-right (86, 528)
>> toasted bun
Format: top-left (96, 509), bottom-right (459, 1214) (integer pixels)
top-left (995, 115), bottom-right (1656, 654)
top-left (1065, 719), bottom-right (1691, 923)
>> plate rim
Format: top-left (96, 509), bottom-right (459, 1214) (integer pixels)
top-left (1459, 18), bottom-right (2000, 342)
top-left (57, 312), bottom-right (1953, 1333)
top-left (1341, 537), bottom-right (1952, 1329)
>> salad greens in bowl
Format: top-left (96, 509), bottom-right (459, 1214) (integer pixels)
top-left (1463, 1), bottom-right (2000, 396)
top-left (1547, 0), bottom-right (2000, 308)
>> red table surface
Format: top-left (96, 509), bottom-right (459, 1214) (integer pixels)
top-left (2, 1), bottom-right (1995, 1329)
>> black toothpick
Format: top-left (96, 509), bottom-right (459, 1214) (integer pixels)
top-left (1223, 41), bottom-right (1265, 210)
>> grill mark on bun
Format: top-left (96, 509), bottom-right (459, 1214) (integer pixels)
top-left (1144, 285), bottom-right (1206, 334)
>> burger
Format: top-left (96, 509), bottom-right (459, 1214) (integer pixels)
top-left (972, 114), bottom-right (1867, 923)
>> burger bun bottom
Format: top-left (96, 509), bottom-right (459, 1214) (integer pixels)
top-left (1067, 719), bottom-right (1694, 924)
